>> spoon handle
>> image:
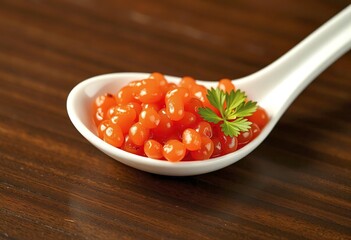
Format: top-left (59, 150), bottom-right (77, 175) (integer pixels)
top-left (245, 5), bottom-right (351, 116)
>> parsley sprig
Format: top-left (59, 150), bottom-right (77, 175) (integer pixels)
top-left (198, 88), bottom-right (257, 137)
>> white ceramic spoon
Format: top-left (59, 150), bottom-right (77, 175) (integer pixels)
top-left (67, 6), bottom-right (351, 176)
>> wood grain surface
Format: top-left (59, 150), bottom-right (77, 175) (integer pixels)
top-left (0, 0), bottom-right (350, 239)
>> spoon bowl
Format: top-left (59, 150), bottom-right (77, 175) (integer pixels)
top-left (67, 6), bottom-right (351, 176)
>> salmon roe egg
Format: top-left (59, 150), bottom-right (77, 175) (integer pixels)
top-left (218, 78), bottom-right (235, 93)
top-left (190, 137), bottom-right (214, 160)
top-left (221, 135), bottom-right (238, 154)
top-left (247, 106), bottom-right (269, 129)
top-left (184, 98), bottom-right (203, 116)
top-left (121, 135), bottom-right (144, 156)
top-left (195, 121), bottom-right (213, 138)
top-left (250, 123), bottom-right (261, 140)
top-left (139, 108), bottom-right (161, 129)
top-left (103, 124), bottom-right (124, 148)
top-left (97, 120), bottom-right (110, 138)
top-left (141, 102), bottom-right (163, 112)
top-left (211, 137), bottom-right (223, 158)
top-left (165, 87), bottom-right (191, 121)
top-left (179, 76), bottom-right (196, 89)
top-left (109, 106), bottom-right (137, 134)
top-left (138, 79), bottom-right (163, 103)
top-left (176, 111), bottom-right (197, 131)
top-left (166, 87), bottom-right (190, 102)
top-left (144, 139), bottom-right (163, 159)
top-left (129, 122), bottom-right (150, 146)
top-left (152, 108), bottom-right (174, 136)
top-left (149, 72), bottom-right (168, 93)
top-left (166, 96), bottom-right (185, 121)
top-left (107, 105), bottom-right (136, 120)
top-left (116, 86), bottom-right (135, 104)
top-left (126, 102), bottom-right (142, 116)
top-left (237, 128), bottom-right (253, 146)
top-left (93, 93), bottom-right (116, 125)
top-left (182, 128), bottom-right (202, 151)
top-left (162, 139), bottom-right (186, 162)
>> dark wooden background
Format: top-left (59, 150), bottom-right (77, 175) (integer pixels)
top-left (0, 0), bottom-right (350, 239)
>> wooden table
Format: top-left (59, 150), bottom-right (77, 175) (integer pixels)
top-left (1, 1), bottom-right (350, 239)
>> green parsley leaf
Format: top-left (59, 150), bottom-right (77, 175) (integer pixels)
top-left (198, 107), bottom-right (222, 124)
top-left (198, 87), bottom-right (257, 137)
top-left (206, 88), bottom-right (226, 116)
top-left (234, 100), bottom-right (257, 118)
top-left (221, 118), bottom-right (252, 137)
top-left (224, 89), bottom-right (246, 116)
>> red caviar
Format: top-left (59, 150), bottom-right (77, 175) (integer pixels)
top-left (92, 73), bottom-right (269, 162)
top-left (144, 139), bottom-right (163, 159)
top-left (182, 128), bottom-right (202, 151)
top-left (218, 78), bottom-right (235, 93)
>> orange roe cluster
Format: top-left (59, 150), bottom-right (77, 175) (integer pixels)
top-left (92, 73), bottom-right (269, 162)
